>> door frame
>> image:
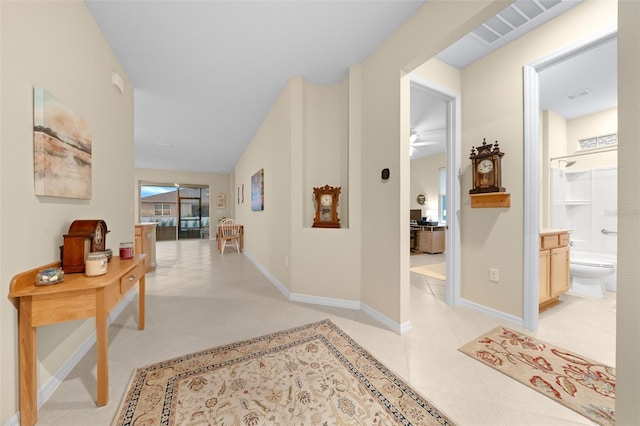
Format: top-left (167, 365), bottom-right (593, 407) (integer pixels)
top-left (410, 75), bottom-right (462, 305)
top-left (522, 28), bottom-right (617, 330)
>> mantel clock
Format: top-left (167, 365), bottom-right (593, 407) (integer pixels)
top-left (62, 219), bottom-right (109, 273)
top-left (312, 185), bottom-right (341, 228)
top-left (469, 139), bottom-right (505, 194)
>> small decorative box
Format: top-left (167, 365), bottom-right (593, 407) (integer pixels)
top-left (36, 267), bottom-right (64, 285)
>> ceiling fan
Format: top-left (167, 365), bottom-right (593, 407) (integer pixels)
top-left (409, 128), bottom-right (444, 155)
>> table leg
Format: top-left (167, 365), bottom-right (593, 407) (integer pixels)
top-left (18, 297), bottom-right (37, 426)
top-left (138, 275), bottom-right (146, 330)
top-left (95, 288), bottom-right (109, 406)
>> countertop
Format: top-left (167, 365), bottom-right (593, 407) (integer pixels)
top-left (539, 228), bottom-right (571, 236)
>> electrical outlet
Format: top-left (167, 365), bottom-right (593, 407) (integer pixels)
top-left (489, 268), bottom-right (499, 283)
top-left (284, 256), bottom-right (289, 266)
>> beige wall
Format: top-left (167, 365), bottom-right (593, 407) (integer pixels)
top-left (412, 58), bottom-right (462, 94)
top-left (566, 107), bottom-right (618, 168)
top-left (235, 2), bottom-right (504, 325)
top-left (459, 0), bottom-right (617, 316)
top-left (410, 153), bottom-right (446, 218)
top-left (235, 78), bottom-right (295, 291)
top-left (541, 110), bottom-right (568, 227)
top-left (616, 1), bottom-right (640, 421)
top-left (360, 0), bottom-right (506, 327)
top-left (0, 1), bottom-right (134, 423)
top-left (134, 168), bottom-right (232, 231)
top-left (235, 76), bottom-right (362, 302)
top-left (303, 79), bottom-right (349, 228)
top-left (3, 0), bottom-right (639, 422)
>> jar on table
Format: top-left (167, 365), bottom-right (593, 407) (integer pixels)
top-left (85, 252), bottom-right (108, 277)
top-left (119, 242), bottom-right (134, 259)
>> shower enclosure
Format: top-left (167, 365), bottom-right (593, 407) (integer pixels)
top-left (550, 165), bottom-right (617, 256)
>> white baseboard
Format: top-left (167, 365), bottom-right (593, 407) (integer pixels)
top-left (7, 289), bottom-right (139, 426)
top-left (361, 303), bottom-right (412, 334)
top-left (244, 251), bottom-right (410, 334)
top-left (460, 297), bottom-right (524, 328)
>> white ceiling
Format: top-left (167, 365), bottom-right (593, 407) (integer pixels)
top-left (86, 0), bottom-right (616, 171)
top-left (411, 0), bottom-right (617, 160)
top-left (86, 0), bottom-right (427, 173)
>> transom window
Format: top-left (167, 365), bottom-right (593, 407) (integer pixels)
top-left (578, 133), bottom-right (617, 151)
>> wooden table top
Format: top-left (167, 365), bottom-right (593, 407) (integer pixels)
top-left (9, 255), bottom-right (146, 303)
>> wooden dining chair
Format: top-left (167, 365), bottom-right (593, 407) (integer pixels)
top-left (219, 218), bottom-right (241, 254)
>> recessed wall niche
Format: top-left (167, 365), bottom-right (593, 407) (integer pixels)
top-left (302, 79), bottom-right (349, 228)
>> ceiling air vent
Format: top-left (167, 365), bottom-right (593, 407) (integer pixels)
top-left (471, 0), bottom-right (565, 45)
top-left (565, 88), bottom-right (592, 100)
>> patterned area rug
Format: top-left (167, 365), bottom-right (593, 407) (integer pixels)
top-left (113, 319), bottom-right (454, 425)
top-left (411, 263), bottom-right (446, 281)
top-left (459, 326), bottom-right (615, 425)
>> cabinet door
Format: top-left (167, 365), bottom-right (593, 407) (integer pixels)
top-left (416, 230), bottom-right (431, 252)
top-left (550, 245), bottom-right (570, 297)
top-left (539, 250), bottom-right (550, 303)
top-left (432, 230), bottom-right (445, 253)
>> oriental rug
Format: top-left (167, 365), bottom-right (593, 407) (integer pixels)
top-left (459, 326), bottom-right (615, 426)
top-left (411, 263), bottom-right (446, 281)
top-left (113, 319), bottom-right (454, 425)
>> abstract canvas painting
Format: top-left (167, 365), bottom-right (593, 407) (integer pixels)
top-left (251, 168), bottom-right (264, 211)
top-left (33, 87), bottom-right (92, 199)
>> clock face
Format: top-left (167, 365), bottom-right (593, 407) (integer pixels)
top-left (93, 221), bottom-right (107, 251)
top-left (320, 194), bottom-right (333, 206)
top-left (477, 159), bottom-right (494, 174)
top-left (95, 224), bottom-right (103, 245)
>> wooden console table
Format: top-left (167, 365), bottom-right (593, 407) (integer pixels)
top-left (8, 255), bottom-right (147, 426)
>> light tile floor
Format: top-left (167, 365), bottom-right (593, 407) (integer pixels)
top-left (34, 240), bottom-right (615, 425)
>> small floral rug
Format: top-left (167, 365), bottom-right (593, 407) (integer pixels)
top-left (113, 319), bottom-right (454, 425)
top-left (459, 326), bottom-right (615, 425)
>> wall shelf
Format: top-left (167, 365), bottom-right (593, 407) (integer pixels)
top-left (470, 192), bottom-right (511, 208)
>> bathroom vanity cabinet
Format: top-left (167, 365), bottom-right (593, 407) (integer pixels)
top-left (539, 229), bottom-right (570, 311)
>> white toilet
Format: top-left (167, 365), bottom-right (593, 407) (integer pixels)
top-left (569, 255), bottom-right (616, 299)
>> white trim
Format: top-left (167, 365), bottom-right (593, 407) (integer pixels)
top-left (244, 251), bottom-right (410, 334)
top-left (460, 298), bottom-right (523, 328)
top-left (361, 303), bottom-right (412, 334)
top-left (522, 27), bottom-right (618, 331)
top-left (289, 293), bottom-right (361, 310)
top-left (7, 289), bottom-right (139, 426)
top-left (243, 250), bottom-right (291, 300)
top-left (523, 63), bottom-right (540, 331)
top-left (408, 75), bottom-right (462, 306)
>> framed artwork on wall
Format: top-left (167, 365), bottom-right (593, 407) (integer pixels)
top-left (216, 193), bottom-right (226, 209)
top-left (33, 87), bottom-right (92, 199)
top-left (251, 169), bottom-right (264, 211)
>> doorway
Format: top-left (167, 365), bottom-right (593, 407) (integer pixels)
top-left (409, 75), bottom-right (461, 306)
top-left (139, 183), bottom-right (210, 241)
top-left (178, 186), bottom-right (208, 239)
top-left (523, 29), bottom-right (617, 329)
